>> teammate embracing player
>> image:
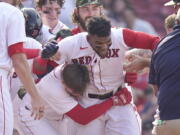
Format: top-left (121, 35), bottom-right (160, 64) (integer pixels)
top-left (45, 15), bottom-right (160, 135)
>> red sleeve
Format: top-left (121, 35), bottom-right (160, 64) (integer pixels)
top-left (23, 48), bottom-right (40, 59)
top-left (32, 57), bottom-right (48, 75)
top-left (8, 42), bottom-right (24, 57)
top-left (47, 60), bottom-right (59, 68)
top-left (65, 99), bottom-right (113, 125)
top-left (123, 28), bottom-right (160, 50)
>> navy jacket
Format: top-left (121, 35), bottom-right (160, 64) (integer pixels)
top-left (149, 25), bottom-right (180, 120)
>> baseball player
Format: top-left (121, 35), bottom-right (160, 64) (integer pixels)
top-left (45, 16), bottom-right (160, 135)
top-left (0, 1), bottom-right (44, 135)
top-left (21, 8), bottom-right (43, 39)
top-left (71, 0), bottom-right (103, 34)
top-left (35, 0), bottom-right (69, 45)
top-left (15, 63), bottom-right (132, 135)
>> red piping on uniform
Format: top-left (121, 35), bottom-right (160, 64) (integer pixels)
top-left (0, 76), bottom-right (6, 135)
top-left (18, 106), bottom-right (35, 135)
top-left (130, 103), bottom-right (141, 134)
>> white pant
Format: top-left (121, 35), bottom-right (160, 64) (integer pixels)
top-left (57, 104), bottom-right (141, 135)
top-left (0, 69), bottom-right (13, 135)
top-left (104, 104), bottom-right (141, 135)
top-left (57, 116), bottom-right (105, 135)
top-left (13, 94), bottom-right (59, 135)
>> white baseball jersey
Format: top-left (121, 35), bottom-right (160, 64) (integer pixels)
top-left (55, 28), bottom-right (142, 135)
top-left (38, 21), bottom-right (69, 45)
top-left (0, 2), bottom-right (26, 135)
top-left (14, 65), bottom-right (78, 135)
top-left (37, 65), bottom-right (78, 120)
top-left (56, 28), bottom-right (129, 95)
top-left (0, 2), bottom-right (26, 72)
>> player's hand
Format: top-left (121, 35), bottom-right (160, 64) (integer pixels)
top-left (124, 54), bottom-right (150, 72)
top-left (112, 88), bottom-right (132, 106)
top-left (41, 40), bottom-right (59, 60)
top-left (31, 95), bottom-right (45, 120)
top-left (124, 72), bottom-right (137, 85)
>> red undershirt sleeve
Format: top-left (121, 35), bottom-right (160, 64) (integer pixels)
top-left (32, 57), bottom-right (48, 75)
top-left (8, 42), bottom-right (24, 57)
top-left (47, 60), bottom-right (59, 68)
top-left (65, 99), bottom-right (113, 125)
top-left (23, 48), bottom-right (40, 59)
top-left (123, 28), bottom-right (160, 50)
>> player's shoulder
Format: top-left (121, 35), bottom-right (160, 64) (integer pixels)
top-left (111, 27), bottom-right (124, 34)
top-left (37, 65), bottom-right (64, 94)
top-left (0, 2), bottom-right (23, 16)
top-left (58, 32), bottom-right (87, 47)
top-left (110, 27), bottom-right (125, 41)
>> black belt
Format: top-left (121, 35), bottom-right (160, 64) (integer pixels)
top-left (88, 86), bottom-right (122, 100)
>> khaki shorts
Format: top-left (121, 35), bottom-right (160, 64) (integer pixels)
top-left (152, 119), bottom-right (180, 135)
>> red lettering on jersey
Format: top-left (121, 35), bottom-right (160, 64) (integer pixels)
top-left (72, 59), bottom-right (78, 64)
top-left (85, 56), bottom-right (92, 64)
top-left (79, 57), bottom-right (85, 64)
top-left (111, 49), bottom-right (120, 57)
top-left (71, 49), bottom-right (120, 64)
top-left (12, 72), bottom-right (17, 78)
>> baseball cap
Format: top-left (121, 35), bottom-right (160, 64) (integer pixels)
top-left (76, 0), bottom-right (101, 7)
top-left (164, 0), bottom-right (180, 6)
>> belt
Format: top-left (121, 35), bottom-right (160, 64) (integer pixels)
top-left (88, 86), bottom-right (122, 100)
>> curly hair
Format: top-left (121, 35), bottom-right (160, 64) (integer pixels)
top-left (86, 16), bottom-right (111, 37)
top-left (35, 0), bottom-right (65, 8)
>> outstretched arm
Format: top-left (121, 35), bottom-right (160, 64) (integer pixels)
top-left (66, 88), bottom-right (131, 125)
top-left (123, 28), bottom-right (160, 50)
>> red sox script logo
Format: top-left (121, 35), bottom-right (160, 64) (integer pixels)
top-left (72, 49), bottom-right (120, 64)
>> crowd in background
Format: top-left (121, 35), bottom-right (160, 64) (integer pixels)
top-left (13, 0), bottom-right (176, 135)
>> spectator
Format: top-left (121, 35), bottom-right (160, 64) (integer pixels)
top-left (164, 13), bottom-right (176, 33)
top-left (107, 0), bottom-right (132, 27)
top-left (123, 7), bottom-right (158, 35)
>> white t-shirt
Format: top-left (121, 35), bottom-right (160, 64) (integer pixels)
top-left (0, 2), bottom-right (26, 71)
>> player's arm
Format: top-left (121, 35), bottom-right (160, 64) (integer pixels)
top-left (65, 88), bottom-right (131, 125)
top-left (8, 42), bottom-right (44, 119)
top-left (123, 28), bottom-right (160, 50)
top-left (32, 57), bottom-right (58, 79)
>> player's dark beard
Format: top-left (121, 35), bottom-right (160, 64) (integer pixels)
top-left (77, 15), bottom-right (87, 31)
top-left (77, 15), bottom-right (93, 31)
